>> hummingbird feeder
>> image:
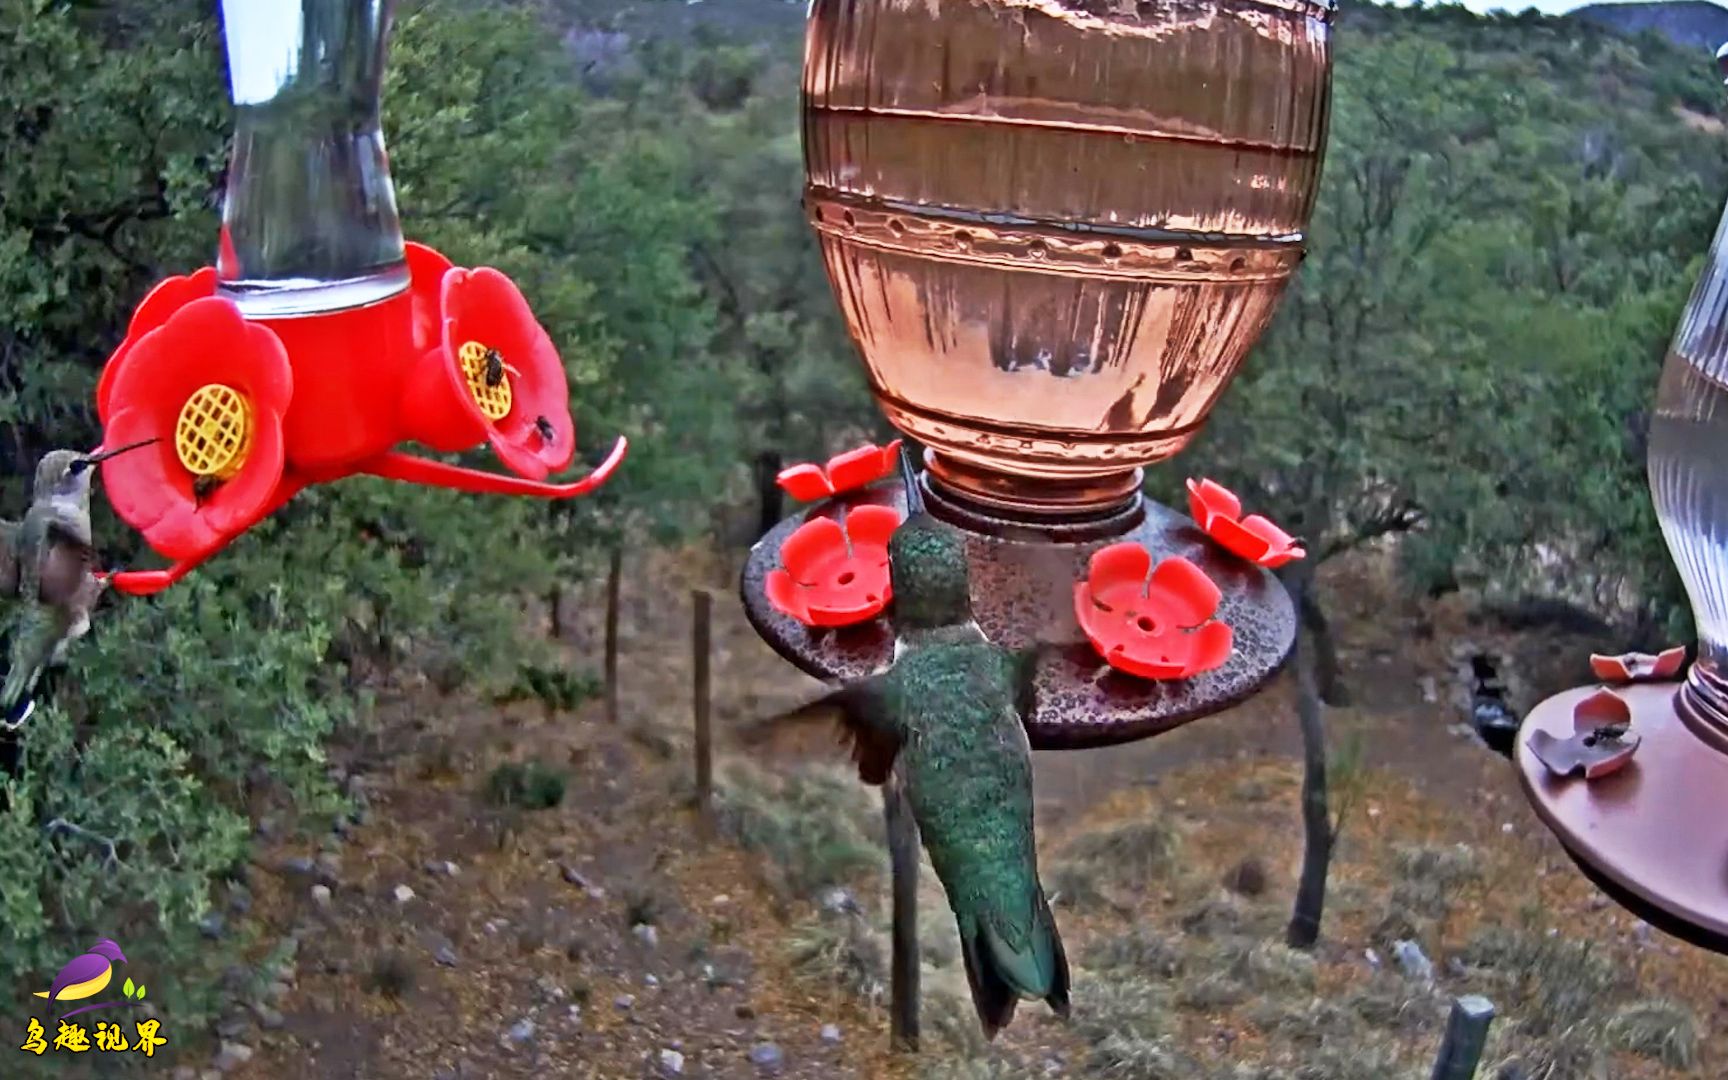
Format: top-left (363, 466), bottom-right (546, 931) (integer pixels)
top-left (741, 0), bottom-right (1334, 747)
top-left (92, 0), bottom-right (626, 598)
top-left (1515, 169), bottom-right (1728, 953)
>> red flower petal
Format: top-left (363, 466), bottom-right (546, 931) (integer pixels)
top-left (1186, 477), bottom-right (1241, 532)
top-left (765, 569), bottom-right (811, 623)
top-left (1186, 477), bottom-right (1303, 568)
top-left (199, 412), bottom-right (286, 537)
top-left (1573, 689), bottom-right (1632, 733)
top-left (1147, 555), bottom-right (1222, 628)
top-left (826, 439), bottom-right (902, 495)
top-left (766, 514), bottom-right (894, 627)
top-left (776, 464), bottom-right (833, 503)
top-left (1086, 543), bottom-right (1154, 598)
top-left (405, 242), bottom-right (456, 354)
top-left (845, 504), bottom-right (903, 551)
top-left (107, 298), bottom-right (293, 421)
top-left (781, 516), bottom-right (849, 583)
top-left (1182, 620), bottom-right (1234, 677)
top-left (97, 267), bottom-right (219, 423)
top-left (1589, 647), bottom-right (1687, 683)
top-left (442, 267), bottom-right (577, 479)
top-left (1075, 548), bottom-right (1232, 681)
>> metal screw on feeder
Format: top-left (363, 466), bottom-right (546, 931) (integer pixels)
top-left (1514, 44), bottom-right (1728, 954)
top-left (91, 0), bottom-right (628, 598)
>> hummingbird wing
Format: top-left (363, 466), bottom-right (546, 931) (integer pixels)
top-left (736, 675), bottom-right (903, 785)
top-left (32, 517), bottom-right (99, 610)
top-left (0, 518), bottom-right (18, 599)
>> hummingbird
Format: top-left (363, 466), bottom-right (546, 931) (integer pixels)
top-left (748, 447), bottom-right (1070, 1039)
top-left (1, 439), bottom-right (157, 727)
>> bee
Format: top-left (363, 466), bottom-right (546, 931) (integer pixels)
top-left (192, 474), bottom-right (224, 507)
top-left (483, 348), bottom-right (506, 388)
top-left (534, 415), bottom-right (556, 444)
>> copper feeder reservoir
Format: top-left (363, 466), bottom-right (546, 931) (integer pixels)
top-left (1516, 166), bottom-right (1728, 951)
top-left (743, 0), bottom-right (1335, 746)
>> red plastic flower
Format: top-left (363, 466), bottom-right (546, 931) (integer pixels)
top-left (765, 504), bottom-right (900, 627)
top-left (405, 241), bottom-right (455, 354)
top-left (99, 297), bottom-right (293, 560)
top-left (1186, 478), bottom-right (1305, 569)
top-left (96, 267), bottom-right (219, 425)
top-left (401, 267), bottom-right (576, 480)
top-left (1528, 688), bottom-right (1640, 780)
top-left (1073, 544), bottom-right (1233, 680)
top-left (777, 439), bottom-right (904, 503)
top-left (1589, 646), bottom-right (1686, 684)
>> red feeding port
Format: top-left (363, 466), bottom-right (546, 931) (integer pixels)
top-left (764, 504), bottom-right (901, 628)
top-left (93, 240), bottom-right (626, 597)
top-left (1186, 477), bottom-right (1306, 569)
top-left (1073, 544), bottom-right (1234, 681)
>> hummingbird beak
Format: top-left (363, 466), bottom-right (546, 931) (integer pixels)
top-left (898, 443), bottom-right (926, 517)
top-left (81, 437), bottom-right (160, 467)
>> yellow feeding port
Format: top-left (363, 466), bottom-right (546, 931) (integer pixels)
top-left (175, 383), bottom-right (253, 480)
top-left (459, 341), bottom-right (513, 421)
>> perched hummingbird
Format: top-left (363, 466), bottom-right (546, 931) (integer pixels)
top-left (0, 439), bottom-right (156, 727)
top-left (750, 447), bottom-right (1069, 1039)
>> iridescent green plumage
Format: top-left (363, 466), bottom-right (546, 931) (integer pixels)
top-left (757, 448), bottom-right (1069, 1038)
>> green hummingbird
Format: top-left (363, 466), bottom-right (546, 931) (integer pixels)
top-left (1, 439), bottom-right (156, 727)
top-left (752, 447), bottom-right (1070, 1039)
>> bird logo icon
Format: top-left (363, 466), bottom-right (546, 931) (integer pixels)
top-left (33, 939), bottom-right (132, 1019)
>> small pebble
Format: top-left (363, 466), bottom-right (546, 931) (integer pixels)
top-left (659, 1048), bottom-right (686, 1076)
top-left (393, 884), bottom-right (416, 904)
top-left (560, 864), bottom-right (594, 889)
top-left (434, 944), bottom-right (459, 968)
top-left (711, 894), bottom-right (731, 905)
top-left (213, 1042), bottom-right (254, 1071)
top-left (264, 981), bottom-right (291, 1004)
top-left (644, 974), bottom-right (659, 988)
top-left (749, 1042), bottom-right (785, 1073)
top-left (255, 1006), bottom-right (285, 1031)
top-left (1501, 822), bottom-right (1515, 834)
top-left (614, 994), bottom-right (636, 1011)
top-left (199, 914), bottom-right (225, 940)
top-left (633, 923), bottom-right (659, 948)
top-left (310, 884), bottom-right (332, 907)
top-left (819, 1024), bottom-right (841, 1045)
top-left (507, 1019), bottom-right (535, 1045)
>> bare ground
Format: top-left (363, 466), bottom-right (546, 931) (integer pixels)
top-left (195, 547), bottom-right (1726, 1080)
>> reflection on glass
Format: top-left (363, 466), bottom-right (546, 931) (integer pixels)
top-left (216, 0), bottom-right (408, 317)
top-left (803, 0), bottom-right (1334, 514)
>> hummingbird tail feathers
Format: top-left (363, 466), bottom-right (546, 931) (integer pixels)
top-left (959, 892), bottom-right (1071, 1040)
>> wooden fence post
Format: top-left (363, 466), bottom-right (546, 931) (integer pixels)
top-left (1430, 995), bottom-right (1496, 1080)
top-left (884, 768), bottom-right (921, 1051)
top-left (692, 589), bottom-right (714, 833)
top-left (604, 547), bottom-right (622, 724)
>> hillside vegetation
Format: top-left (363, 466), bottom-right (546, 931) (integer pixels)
top-left (1, 0), bottom-right (1726, 1067)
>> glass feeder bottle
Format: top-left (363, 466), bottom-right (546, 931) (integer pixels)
top-left (1649, 197), bottom-right (1728, 732)
top-left (215, 0), bottom-right (408, 318)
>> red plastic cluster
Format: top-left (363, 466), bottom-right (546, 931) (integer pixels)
top-left (93, 242), bottom-right (625, 595)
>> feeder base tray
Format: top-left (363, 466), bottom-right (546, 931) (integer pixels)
top-left (1516, 683), bottom-right (1728, 954)
top-left (740, 474), bottom-right (1297, 750)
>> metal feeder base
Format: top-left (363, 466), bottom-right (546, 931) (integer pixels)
top-left (740, 473), bottom-right (1297, 750)
top-left (1516, 682), bottom-right (1728, 954)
